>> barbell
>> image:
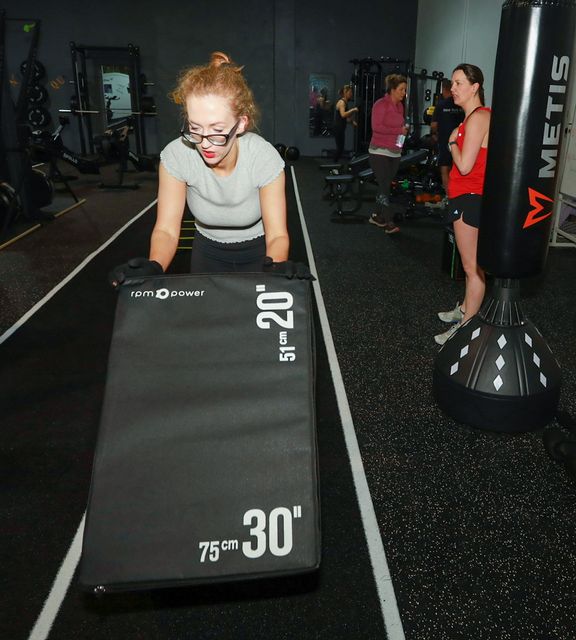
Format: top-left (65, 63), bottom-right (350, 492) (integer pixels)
top-left (59, 108), bottom-right (157, 116)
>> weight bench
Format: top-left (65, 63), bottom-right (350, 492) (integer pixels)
top-left (323, 148), bottom-right (429, 222)
top-left (319, 153), bottom-right (371, 176)
top-left (321, 154), bottom-right (375, 222)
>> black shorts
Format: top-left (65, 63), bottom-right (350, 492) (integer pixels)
top-left (447, 193), bottom-right (482, 228)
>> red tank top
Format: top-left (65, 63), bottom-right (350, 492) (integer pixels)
top-left (448, 107), bottom-right (491, 198)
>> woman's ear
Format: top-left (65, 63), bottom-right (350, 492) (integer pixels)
top-left (237, 115), bottom-right (249, 134)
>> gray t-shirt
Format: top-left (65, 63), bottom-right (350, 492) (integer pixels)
top-left (160, 132), bottom-right (285, 243)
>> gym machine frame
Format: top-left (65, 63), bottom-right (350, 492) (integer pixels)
top-left (1, 11), bottom-right (54, 235)
top-left (409, 69), bottom-right (447, 135)
top-left (348, 57), bottom-right (412, 154)
top-left (66, 42), bottom-right (153, 157)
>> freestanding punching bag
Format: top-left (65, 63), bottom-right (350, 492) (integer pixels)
top-left (433, 0), bottom-right (576, 432)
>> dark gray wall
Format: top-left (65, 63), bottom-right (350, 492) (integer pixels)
top-left (6, 0), bottom-right (418, 156)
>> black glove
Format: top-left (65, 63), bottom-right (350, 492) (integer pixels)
top-left (108, 257), bottom-right (163, 288)
top-left (262, 257), bottom-right (315, 280)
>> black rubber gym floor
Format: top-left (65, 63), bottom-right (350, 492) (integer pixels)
top-left (2, 158), bottom-right (576, 639)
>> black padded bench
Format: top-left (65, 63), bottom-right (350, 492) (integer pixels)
top-left (323, 148), bottom-right (429, 222)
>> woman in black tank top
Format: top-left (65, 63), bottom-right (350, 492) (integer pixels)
top-left (333, 85), bottom-right (358, 162)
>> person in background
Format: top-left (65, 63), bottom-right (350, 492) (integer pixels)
top-left (332, 84), bottom-right (358, 162)
top-left (309, 85), bottom-right (319, 108)
top-left (435, 63), bottom-right (491, 345)
top-left (430, 78), bottom-right (464, 204)
top-left (368, 74), bottom-right (408, 234)
top-left (312, 87), bottom-right (332, 136)
top-left (109, 51), bottom-right (309, 284)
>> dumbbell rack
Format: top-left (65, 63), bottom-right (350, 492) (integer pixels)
top-left (0, 12), bottom-right (55, 232)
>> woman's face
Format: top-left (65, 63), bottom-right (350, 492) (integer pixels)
top-left (185, 93), bottom-right (246, 167)
top-left (390, 82), bottom-right (407, 103)
top-left (451, 70), bottom-right (479, 107)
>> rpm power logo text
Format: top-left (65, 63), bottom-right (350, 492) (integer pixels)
top-left (130, 288), bottom-right (206, 299)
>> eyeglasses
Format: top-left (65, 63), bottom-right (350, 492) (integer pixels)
top-left (181, 120), bottom-right (241, 146)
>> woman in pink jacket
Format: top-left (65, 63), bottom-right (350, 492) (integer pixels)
top-left (368, 74), bottom-right (408, 234)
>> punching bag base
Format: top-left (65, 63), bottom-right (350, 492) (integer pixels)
top-left (432, 312), bottom-right (561, 433)
top-left (433, 368), bottom-right (560, 433)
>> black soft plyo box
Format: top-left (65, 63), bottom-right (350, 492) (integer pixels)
top-left (79, 273), bottom-right (319, 592)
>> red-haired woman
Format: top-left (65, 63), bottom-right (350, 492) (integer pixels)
top-left (110, 51), bottom-right (289, 282)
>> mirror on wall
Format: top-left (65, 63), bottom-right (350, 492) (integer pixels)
top-left (101, 65), bottom-right (132, 124)
top-left (309, 73), bottom-right (334, 137)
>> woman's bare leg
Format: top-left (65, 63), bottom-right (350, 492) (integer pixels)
top-left (453, 218), bottom-right (485, 323)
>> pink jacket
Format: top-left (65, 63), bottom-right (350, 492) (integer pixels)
top-left (370, 94), bottom-right (405, 150)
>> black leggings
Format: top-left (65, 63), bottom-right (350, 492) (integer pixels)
top-left (190, 233), bottom-right (266, 274)
top-left (369, 153), bottom-right (401, 223)
top-left (333, 126), bottom-right (346, 162)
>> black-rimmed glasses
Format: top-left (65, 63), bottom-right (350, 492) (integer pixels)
top-left (181, 120), bottom-right (241, 146)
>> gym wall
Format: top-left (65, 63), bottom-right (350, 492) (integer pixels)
top-left (7, 0), bottom-right (418, 157)
top-left (414, 0), bottom-right (503, 109)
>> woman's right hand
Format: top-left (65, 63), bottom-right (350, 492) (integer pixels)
top-left (108, 258), bottom-right (163, 288)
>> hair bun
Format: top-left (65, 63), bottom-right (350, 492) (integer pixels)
top-left (210, 51), bottom-right (232, 68)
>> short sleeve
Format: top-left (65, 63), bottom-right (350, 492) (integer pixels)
top-left (248, 135), bottom-right (285, 188)
top-left (160, 139), bottom-right (188, 183)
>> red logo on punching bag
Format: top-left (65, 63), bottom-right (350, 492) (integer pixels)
top-left (523, 188), bottom-right (554, 229)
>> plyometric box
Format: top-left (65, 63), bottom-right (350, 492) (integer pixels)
top-left (79, 273), bottom-right (320, 593)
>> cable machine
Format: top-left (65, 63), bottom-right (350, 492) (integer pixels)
top-left (67, 42), bottom-right (154, 157)
top-left (349, 56), bottom-right (412, 154)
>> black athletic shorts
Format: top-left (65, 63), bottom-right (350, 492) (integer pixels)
top-left (447, 193), bottom-right (482, 228)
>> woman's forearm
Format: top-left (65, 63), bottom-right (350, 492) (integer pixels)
top-left (149, 227), bottom-right (179, 271)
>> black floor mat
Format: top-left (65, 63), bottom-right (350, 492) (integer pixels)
top-left (1, 188), bottom-right (387, 639)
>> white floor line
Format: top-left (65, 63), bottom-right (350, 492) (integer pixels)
top-left (28, 515), bottom-right (86, 640)
top-left (290, 165), bottom-right (406, 639)
top-left (22, 181), bottom-right (403, 637)
top-left (0, 199), bottom-right (158, 346)
top-left (23, 200), bottom-right (159, 639)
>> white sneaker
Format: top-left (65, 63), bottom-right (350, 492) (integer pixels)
top-left (438, 302), bottom-right (464, 324)
top-left (424, 199), bottom-right (444, 209)
top-left (368, 213), bottom-right (387, 228)
top-left (434, 321), bottom-right (461, 346)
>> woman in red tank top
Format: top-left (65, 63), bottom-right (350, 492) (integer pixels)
top-left (435, 64), bottom-right (491, 346)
